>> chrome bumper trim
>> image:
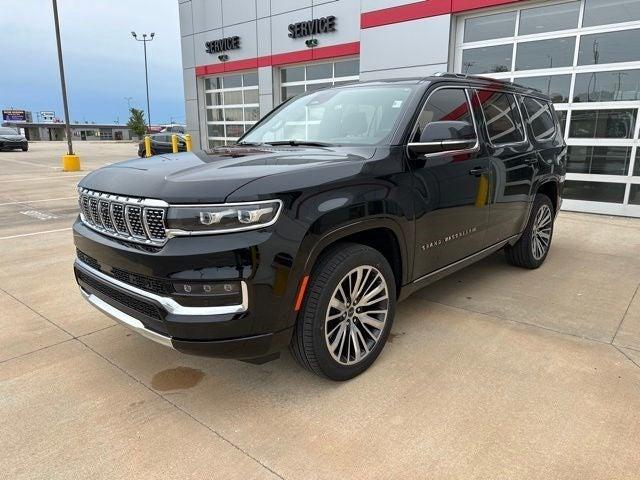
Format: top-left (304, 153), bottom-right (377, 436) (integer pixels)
top-left (74, 259), bottom-right (249, 316)
top-left (80, 287), bottom-right (174, 349)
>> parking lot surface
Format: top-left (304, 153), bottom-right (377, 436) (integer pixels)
top-left (1, 142), bottom-right (640, 479)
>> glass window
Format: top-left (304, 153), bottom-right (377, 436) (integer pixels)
top-left (306, 63), bottom-right (333, 81)
top-left (281, 66), bottom-right (305, 83)
top-left (206, 109), bottom-right (223, 122)
top-left (464, 12), bottom-right (516, 42)
top-left (223, 74), bottom-right (242, 88)
top-left (282, 84), bottom-right (305, 101)
top-left (573, 70), bottom-right (640, 102)
top-left (207, 124), bottom-right (225, 138)
top-left (522, 97), bottom-right (556, 140)
top-left (205, 77), bottom-right (221, 90)
top-left (477, 90), bottom-right (525, 144)
top-left (225, 124), bottom-right (245, 138)
top-left (556, 110), bottom-right (567, 135)
top-left (629, 185), bottom-right (640, 204)
top-left (223, 108), bottom-right (243, 122)
top-left (206, 92), bottom-right (222, 106)
top-left (243, 72), bottom-right (258, 87)
top-left (209, 139), bottom-right (226, 148)
top-left (635, 155), bottom-right (640, 176)
top-left (334, 60), bottom-right (359, 78)
top-left (515, 37), bottom-right (575, 70)
top-left (223, 90), bottom-right (243, 105)
top-left (461, 45), bottom-right (512, 74)
top-left (519, 2), bottom-right (580, 35)
top-left (515, 75), bottom-right (571, 103)
top-left (244, 107), bottom-right (260, 122)
top-left (306, 82), bottom-right (333, 92)
top-left (569, 109), bottom-right (636, 138)
top-left (578, 29), bottom-right (640, 65)
top-left (566, 146), bottom-right (632, 175)
top-left (412, 89), bottom-right (475, 142)
top-left (563, 180), bottom-right (626, 203)
top-left (583, 0), bottom-right (640, 27)
top-left (242, 85), bottom-right (416, 146)
top-left (243, 89), bottom-right (259, 104)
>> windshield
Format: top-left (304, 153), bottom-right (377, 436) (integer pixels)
top-left (240, 85), bottom-right (416, 146)
top-left (0, 127), bottom-right (18, 135)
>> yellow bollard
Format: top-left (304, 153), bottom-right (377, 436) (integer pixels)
top-left (475, 175), bottom-right (489, 208)
top-left (144, 135), bottom-right (152, 157)
top-left (184, 134), bottom-right (192, 152)
top-left (171, 134), bottom-right (179, 154)
top-left (62, 154), bottom-right (81, 172)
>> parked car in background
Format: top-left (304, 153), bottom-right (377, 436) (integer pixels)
top-left (74, 75), bottom-right (566, 381)
top-left (138, 133), bottom-right (187, 157)
top-left (161, 124), bottom-right (186, 134)
top-left (0, 127), bottom-right (28, 151)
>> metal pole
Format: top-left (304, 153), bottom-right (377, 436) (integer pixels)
top-left (52, 0), bottom-right (73, 156)
top-left (143, 38), bottom-right (151, 127)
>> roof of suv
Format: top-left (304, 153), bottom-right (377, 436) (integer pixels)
top-left (346, 73), bottom-right (549, 100)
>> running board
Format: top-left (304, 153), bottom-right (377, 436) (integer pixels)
top-left (398, 235), bottom-right (519, 301)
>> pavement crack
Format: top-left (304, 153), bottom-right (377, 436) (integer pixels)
top-left (611, 284), bottom-right (639, 345)
top-left (613, 345), bottom-right (640, 370)
top-left (0, 286), bottom-right (74, 337)
top-left (75, 338), bottom-right (287, 480)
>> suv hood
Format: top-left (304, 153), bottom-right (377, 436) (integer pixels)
top-left (0, 134), bottom-right (26, 141)
top-left (79, 146), bottom-right (376, 203)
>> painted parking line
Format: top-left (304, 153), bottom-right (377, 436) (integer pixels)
top-left (0, 227), bottom-right (72, 240)
top-left (0, 158), bottom-right (60, 169)
top-left (0, 196), bottom-right (77, 206)
top-left (0, 174), bottom-right (85, 183)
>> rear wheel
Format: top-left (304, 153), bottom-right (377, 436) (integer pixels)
top-left (505, 194), bottom-right (554, 269)
top-left (290, 243), bottom-right (396, 381)
top-left (21, 145), bottom-right (28, 152)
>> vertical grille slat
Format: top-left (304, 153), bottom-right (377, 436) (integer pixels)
top-left (77, 189), bottom-right (168, 245)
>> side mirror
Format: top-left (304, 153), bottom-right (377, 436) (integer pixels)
top-left (408, 120), bottom-right (477, 155)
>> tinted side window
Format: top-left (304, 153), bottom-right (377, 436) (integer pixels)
top-left (477, 90), bottom-right (525, 144)
top-left (413, 88), bottom-right (475, 142)
top-left (522, 96), bottom-right (556, 140)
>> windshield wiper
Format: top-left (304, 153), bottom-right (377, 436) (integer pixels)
top-left (265, 140), bottom-right (333, 147)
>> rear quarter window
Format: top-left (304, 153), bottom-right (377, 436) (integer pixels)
top-left (522, 96), bottom-right (557, 141)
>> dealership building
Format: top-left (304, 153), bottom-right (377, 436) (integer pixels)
top-left (178, 0), bottom-right (640, 217)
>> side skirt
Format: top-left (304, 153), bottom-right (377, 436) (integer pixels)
top-left (398, 235), bottom-right (519, 302)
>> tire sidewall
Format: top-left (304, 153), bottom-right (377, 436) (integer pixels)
top-left (308, 247), bottom-right (396, 380)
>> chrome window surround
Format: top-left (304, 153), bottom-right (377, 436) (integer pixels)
top-left (75, 259), bottom-right (249, 316)
top-left (78, 188), bottom-right (169, 246)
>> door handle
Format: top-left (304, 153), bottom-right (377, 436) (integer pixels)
top-left (469, 167), bottom-right (489, 176)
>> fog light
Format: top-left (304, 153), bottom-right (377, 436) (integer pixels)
top-left (172, 281), bottom-right (241, 296)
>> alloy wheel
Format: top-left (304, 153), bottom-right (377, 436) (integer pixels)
top-left (324, 265), bottom-right (389, 365)
top-left (531, 204), bottom-right (552, 260)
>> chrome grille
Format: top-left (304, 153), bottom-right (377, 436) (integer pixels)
top-left (78, 188), bottom-right (169, 246)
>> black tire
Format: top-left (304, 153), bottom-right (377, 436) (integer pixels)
top-left (505, 194), bottom-right (555, 269)
top-left (290, 243), bottom-right (396, 381)
top-left (22, 145), bottom-right (28, 152)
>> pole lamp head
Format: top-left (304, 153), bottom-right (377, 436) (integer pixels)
top-left (150, 32), bottom-right (155, 39)
top-left (131, 31), bottom-right (137, 38)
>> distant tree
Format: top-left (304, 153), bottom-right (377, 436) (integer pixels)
top-left (127, 108), bottom-right (147, 138)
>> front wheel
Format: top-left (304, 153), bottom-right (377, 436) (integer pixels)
top-left (505, 194), bottom-right (554, 269)
top-left (21, 145), bottom-right (28, 152)
top-left (290, 243), bottom-right (396, 381)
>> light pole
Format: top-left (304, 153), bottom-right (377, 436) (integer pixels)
top-left (131, 31), bottom-right (154, 128)
top-left (52, 0), bottom-right (80, 171)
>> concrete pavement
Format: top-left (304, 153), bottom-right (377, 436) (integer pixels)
top-left (1, 142), bottom-right (639, 479)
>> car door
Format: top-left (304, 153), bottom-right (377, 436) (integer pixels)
top-left (407, 86), bottom-right (492, 280)
top-left (472, 89), bottom-right (536, 245)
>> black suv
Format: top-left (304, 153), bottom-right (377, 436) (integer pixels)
top-left (74, 75), bottom-right (565, 380)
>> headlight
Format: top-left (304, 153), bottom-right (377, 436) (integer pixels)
top-left (166, 200), bottom-right (283, 236)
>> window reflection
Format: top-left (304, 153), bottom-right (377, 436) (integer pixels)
top-left (578, 29), bottom-right (640, 65)
top-left (583, 0), bottom-right (640, 27)
top-left (573, 70), bottom-right (640, 102)
top-left (519, 1), bottom-right (580, 35)
top-left (569, 109), bottom-right (636, 138)
top-left (563, 180), bottom-right (626, 203)
top-left (464, 11), bottom-right (516, 42)
top-left (477, 90), bottom-right (525, 144)
top-left (515, 38), bottom-right (576, 70)
top-left (461, 45), bottom-right (512, 74)
top-left (566, 146), bottom-right (632, 175)
top-left (515, 75), bottom-right (571, 102)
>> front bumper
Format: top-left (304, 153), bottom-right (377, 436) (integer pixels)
top-left (0, 140), bottom-right (27, 149)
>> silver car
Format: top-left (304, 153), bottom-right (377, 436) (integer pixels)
top-left (0, 127), bottom-right (28, 151)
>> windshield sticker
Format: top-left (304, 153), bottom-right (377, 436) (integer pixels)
top-left (392, 100), bottom-right (403, 109)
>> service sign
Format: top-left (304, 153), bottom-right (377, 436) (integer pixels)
top-left (2, 109), bottom-right (28, 122)
top-left (288, 16), bottom-right (336, 39)
top-left (205, 36), bottom-right (241, 54)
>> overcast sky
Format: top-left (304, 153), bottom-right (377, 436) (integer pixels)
top-left (0, 0), bottom-right (184, 125)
